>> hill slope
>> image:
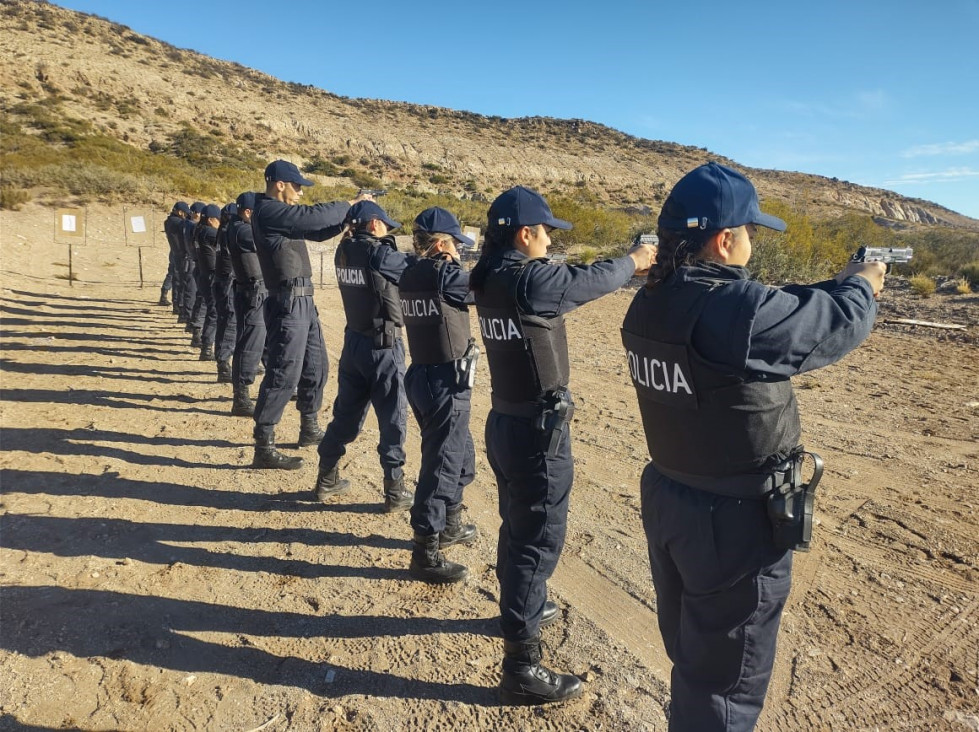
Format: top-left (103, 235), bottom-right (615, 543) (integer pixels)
top-left (1, 0), bottom-right (976, 230)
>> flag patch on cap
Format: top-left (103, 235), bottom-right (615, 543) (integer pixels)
top-left (686, 217), bottom-right (699, 228)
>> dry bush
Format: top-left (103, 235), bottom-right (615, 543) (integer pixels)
top-left (909, 274), bottom-right (936, 298)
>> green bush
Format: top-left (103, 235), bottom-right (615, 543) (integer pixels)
top-left (0, 186), bottom-right (30, 210)
top-left (959, 261), bottom-right (979, 288)
top-left (909, 275), bottom-right (936, 298)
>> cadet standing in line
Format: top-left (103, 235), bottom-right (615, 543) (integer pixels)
top-left (212, 202), bottom-right (238, 383)
top-left (181, 201), bottom-right (205, 344)
top-left (163, 201), bottom-right (189, 316)
top-left (227, 191), bottom-right (265, 417)
top-left (399, 207), bottom-right (478, 584)
top-left (471, 186), bottom-right (655, 705)
top-left (621, 162), bottom-right (884, 731)
top-left (314, 200), bottom-right (414, 512)
top-left (250, 160), bottom-right (362, 470)
top-left (194, 203), bottom-right (221, 361)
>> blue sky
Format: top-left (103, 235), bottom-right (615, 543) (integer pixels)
top-left (53, 0), bottom-right (979, 219)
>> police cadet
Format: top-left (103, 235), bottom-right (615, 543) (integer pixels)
top-left (194, 204), bottom-right (221, 362)
top-left (212, 202), bottom-right (238, 384)
top-left (314, 200), bottom-right (414, 512)
top-left (621, 162), bottom-right (885, 731)
top-left (251, 160), bottom-right (360, 470)
top-left (226, 191), bottom-right (265, 417)
top-left (163, 201), bottom-right (189, 316)
top-left (399, 207), bottom-right (478, 584)
top-left (470, 186), bottom-right (655, 705)
top-left (181, 201), bottom-right (206, 346)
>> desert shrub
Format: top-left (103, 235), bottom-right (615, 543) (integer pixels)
top-left (0, 186), bottom-right (30, 210)
top-left (573, 246), bottom-right (599, 264)
top-left (909, 275), bottom-right (936, 298)
top-left (959, 262), bottom-right (979, 288)
top-left (954, 279), bottom-right (972, 295)
top-left (303, 157), bottom-right (341, 176)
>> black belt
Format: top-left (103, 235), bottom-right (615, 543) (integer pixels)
top-left (653, 463), bottom-right (794, 499)
top-left (491, 395), bottom-right (543, 418)
top-left (287, 285), bottom-right (314, 297)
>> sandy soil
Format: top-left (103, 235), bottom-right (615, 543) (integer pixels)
top-left (2, 204), bottom-right (978, 731)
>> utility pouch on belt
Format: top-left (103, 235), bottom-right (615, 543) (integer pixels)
top-left (535, 387), bottom-right (574, 459)
top-left (767, 449), bottom-right (823, 552)
top-left (372, 318), bottom-right (396, 349)
top-left (455, 338), bottom-right (480, 389)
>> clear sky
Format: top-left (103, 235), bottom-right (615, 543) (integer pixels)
top-left (52, 0), bottom-right (979, 219)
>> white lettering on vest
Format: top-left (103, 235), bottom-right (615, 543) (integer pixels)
top-left (402, 298), bottom-right (440, 317)
top-left (478, 315), bottom-right (521, 341)
top-left (627, 350), bottom-right (693, 395)
top-left (337, 267), bottom-right (366, 286)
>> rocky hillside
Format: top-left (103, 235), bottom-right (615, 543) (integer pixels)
top-left (1, 0), bottom-right (976, 230)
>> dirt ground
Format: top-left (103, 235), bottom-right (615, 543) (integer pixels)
top-left (2, 204), bottom-right (978, 731)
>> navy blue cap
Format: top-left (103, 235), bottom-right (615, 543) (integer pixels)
top-left (345, 200), bottom-right (400, 231)
top-left (203, 204), bottom-right (221, 220)
top-left (658, 162), bottom-right (786, 233)
top-left (190, 201), bottom-right (206, 214)
top-left (236, 191), bottom-right (257, 211)
top-left (264, 159), bottom-right (314, 186)
top-left (413, 207), bottom-right (475, 247)
top-left (174, 201), bottom-right (190, 214)
top-left (221, 202), bottom-right (238, 218)
top-left (488, 186), bottom-right (572, 230)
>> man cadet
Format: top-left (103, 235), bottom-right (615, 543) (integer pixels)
top-left (470, 186), bottom-right (655, 705)
top-left (194, 203), bottom-right (221, 362)
top-left (163, 201), bottom-right (189, 316)
top-left (212, 202), bottom-right (238, 383)
top-left (226, 191), bottom-right (265, 417)
top-left (399, 207), bottom-right (479, 584)
top-left (621, 162), bottom-right (884, 731)
top-left (250, 160), bottom-right (363, 470)
top-left (314, 200), bottom-right (414, 513)
top-left (181, 201), bottom-right (205, 345)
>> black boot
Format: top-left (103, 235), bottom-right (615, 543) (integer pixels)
top-left (315, 463), bottom-right (350, 501)
top-left (540, 600), bottom-right (560, 627)
top-left (297, 413), bottom-right (325, 447)
top-left (409, 533), bottom-right (468, 584)
top-left (252, 429), bottom-right (303, 470)
top-left (158, 291), bottom-right (170, 306)
top-left (231, 384), bottom-right (255, 417)
top-left (500, 636), bottom-right (582, 706)
top-left (383, 477), bottom-right (413, 513)
top-left (216, 359), bottom-right (233, 383)
top-left (439, 505), bottom-right (477, 547)
top-left (199, 344), bottom-right (215, 361)
top-left (190, 327), bottom-right (203, 348)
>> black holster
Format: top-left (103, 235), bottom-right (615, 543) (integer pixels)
top-left (534, 387), bottom-right (574, 459)
top-left (454, 338), bottom-right (480, 389)
top-left (371, 318), bottom-right (396, 349)
top-left (766, 450), bottom-right (823, 552)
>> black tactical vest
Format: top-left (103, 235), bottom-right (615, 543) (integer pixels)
top-left (163, 215), bottom-right (183, 255)
top-left (621, 274), bottom-right (801, 479)
top-left (474, 259), bottom-right (570, 403)
top-left (335, 233), bottom-right (403, 335)
top-left (182, 219), bottom-right (199, 263)
top-left (215, 223), bottom-right (234, 279)
top-left (196, 225), bottom-right (218, 278)
top-left (399, 257), bottom-right (470, 364)
top-left (227, 220), bottom-right (263, 283)
top-left (253, 196), bottom-right (313, 285)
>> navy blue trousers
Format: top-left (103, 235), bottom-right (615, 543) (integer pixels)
top-left (405, 361), bottom-right (475, 535)
top-left (253, 281), bottom-right (327, 433)
top-left (196, 271), bottom-right (216, 347)
top-left (486, 409), bottom-right (573, 642)
top-left (181, 261), bottom-right (198, 322)
top-left (232, 282), bottom-right (267, 387)
top-left (318, 331), bottom-right (407, 482)
top-left (212, 277), bottom-right (237, 362)
top-left (161, 252), bottom-right (175, 294)
top-left (640, 463), bottom-right (793, 732)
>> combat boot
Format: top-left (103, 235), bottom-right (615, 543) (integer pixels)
top-left (315, 463), bottom-right (350, 501)
top-left (499, 635), bottom-right (582, 706)
top-left (158, 291), bottom-right (170, 306)
top-left (297, 413), bottom-right (325, 447)
top-left (199, 344), bottom-right (215, 361)
top-left (409, 533), bottom-right (468, 584)
top-left (439, 505), bottom-right (477, 548)
top-left (383, 477), bottom-right (413, 513)
top-left (231, 383), bottom-right (254, 417)
top-left (190, 327), bottom-right (203, 348)
top-left (216, 359), bottom-right (233, 383)
top-left (252, 429), bottom-right (303, 470)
